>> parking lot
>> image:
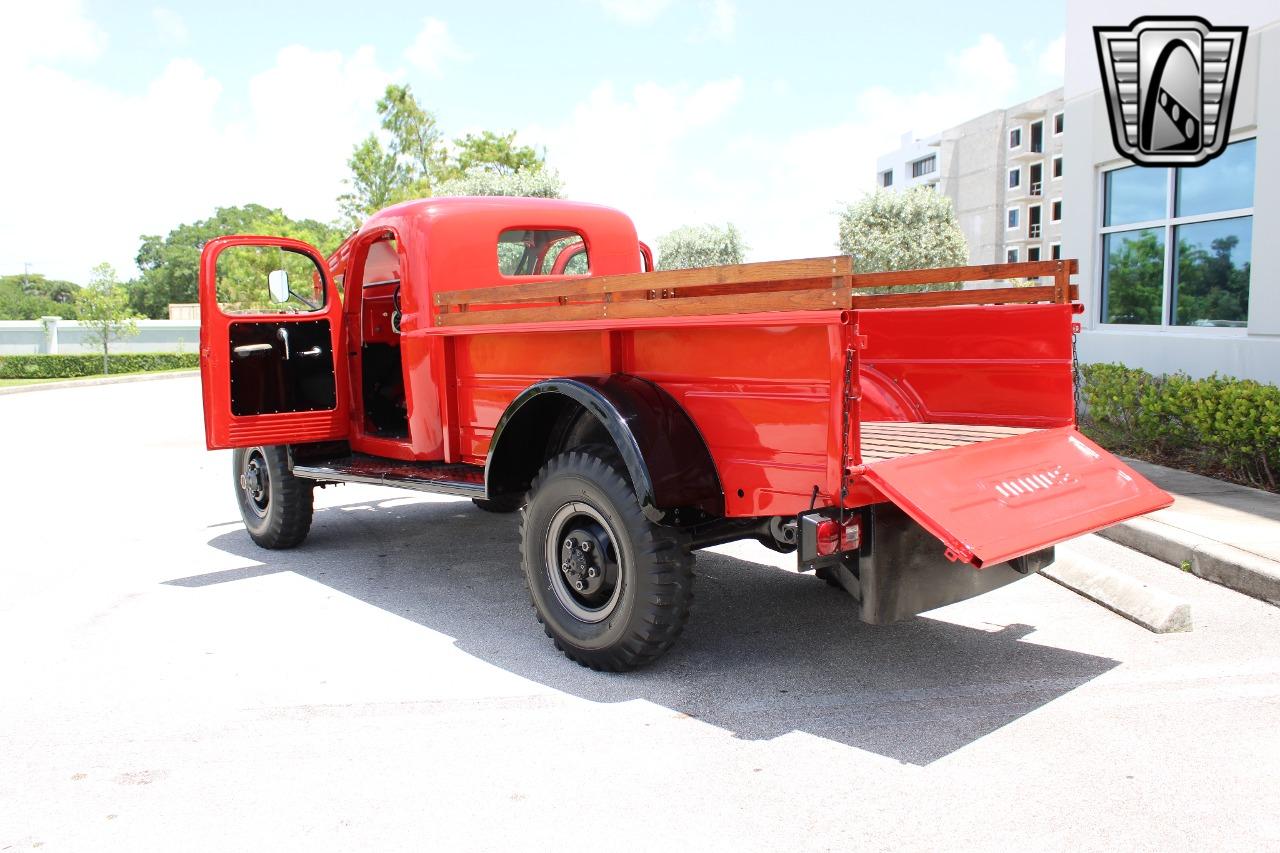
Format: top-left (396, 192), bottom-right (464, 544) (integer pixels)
top-left (3, 376), bottom-right (1279, 851)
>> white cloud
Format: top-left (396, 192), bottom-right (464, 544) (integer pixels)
top-left (704, 0), bottom-right (736, 41)
top-left (526, 33), bottom-right (1029, 265)
top-left (594, 0), bottom-right (675, 25)
top-left (404, 17), bottom-right (469, 77)
top-left (1040, 34), bottom-right (1066, 80)
top-left (152, 7), bottom-right (188, 45)
top-left (0, 0), bottom-right (106, 70)
top-left (0, 42), bottom-right (394, 282)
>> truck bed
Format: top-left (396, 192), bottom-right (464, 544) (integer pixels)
top-left (858, 422), bottom-right (1038, 463)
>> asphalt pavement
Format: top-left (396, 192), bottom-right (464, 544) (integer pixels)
top-left (2, 376), bottom-right (1279, 852)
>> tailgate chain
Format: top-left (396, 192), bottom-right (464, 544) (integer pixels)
top-left (840, 347), bottom-right (854, 513)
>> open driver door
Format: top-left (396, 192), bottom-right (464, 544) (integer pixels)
top-left (199, 235), bottom-right (350, 449)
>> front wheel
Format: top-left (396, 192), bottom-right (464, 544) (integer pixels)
top-left (232, 445), bottom-right (314, 549)
top-left (520, 448), bottom-right (695, 672)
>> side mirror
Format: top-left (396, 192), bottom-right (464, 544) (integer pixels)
top-left (267, 269), bottom-right (290, 303)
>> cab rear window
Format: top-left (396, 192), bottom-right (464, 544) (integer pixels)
top-left (498, 228), bottom-right (588, 276)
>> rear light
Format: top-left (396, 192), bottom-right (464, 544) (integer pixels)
top-left (815, 516), bottom-right (861, 556)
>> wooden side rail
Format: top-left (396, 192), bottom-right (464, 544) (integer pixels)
top-left (432, 258), bottom-right (1079, 327)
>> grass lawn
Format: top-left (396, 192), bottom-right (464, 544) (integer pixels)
top-left (0, 367), bottom-right (196, 388)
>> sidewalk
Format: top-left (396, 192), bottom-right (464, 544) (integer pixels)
top-left (0, 369), bottom-right (197, 396)
top-left (1099, 458), bottom-right (1280, 607)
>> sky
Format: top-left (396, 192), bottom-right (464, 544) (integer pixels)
top-left (0, 0), bottom-right (1065, 283)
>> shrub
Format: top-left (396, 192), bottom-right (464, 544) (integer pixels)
top-left (1080, 363), bottom-right (1280, 491)
top-left (0, 353), bottom-right (198, 379)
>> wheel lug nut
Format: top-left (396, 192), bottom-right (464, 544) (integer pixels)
top-left (574, 580), bottom-right (584, 591)
top-left (580, 541), bottom-right (592, 553)
top-left (587, 567), bottom-right (598, 578)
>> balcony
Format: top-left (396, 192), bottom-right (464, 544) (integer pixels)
top-left (1029, 224), bottom-right (1042, 239)
top-left (1029, 181), bottom-right (1042, 197)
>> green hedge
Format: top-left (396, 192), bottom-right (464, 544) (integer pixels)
top-left (0, 352), bottom-right (198, 379)
top-left (1080, 363), bottom-right (1279, 491)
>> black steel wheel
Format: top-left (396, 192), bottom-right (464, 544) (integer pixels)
top-left (520, 446), bottom-right (694, 671)
top-left (232, 445), bottom-right (314, 549)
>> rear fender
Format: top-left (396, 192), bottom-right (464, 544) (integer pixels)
top-left (485, 375), bottom-right (724, 522)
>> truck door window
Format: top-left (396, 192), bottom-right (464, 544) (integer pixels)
top-left (215, 245), bottom-right (327, 315)
top-left (498, 228), bottom-right (589, 276)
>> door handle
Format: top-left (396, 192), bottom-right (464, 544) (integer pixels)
top-left (297, 346), bottom-right (323, 357)
top-left (277, 327), bottom-right (291, 360)
top-left (232, 343), bottom-right (273, 358)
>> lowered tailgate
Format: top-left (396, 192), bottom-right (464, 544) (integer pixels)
top-left (860, 426), bottom-right (1172, 568)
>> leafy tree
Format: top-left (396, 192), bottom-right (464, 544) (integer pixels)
top-left (1174, 234), bottom-right (1250, 326)
top-left (0, 273), bottom-right (81, 320)
top-left (1101, 229), bottom-right (1164, 324)
top-left (448, 130), bottom-right (544, 178)
top-left (337, 135), bottom-right (413, 229)
top-left (338, 85), bottom-right (550, 225)
top-left (76, 263), bottom-right (138, 374)
top-left (655, 223), bottom-right (745, 270)
top-left (434, 167), bottom-right (564, 199)
top-left (837, 187), bottom-right (968, 291)
top-left (130, 204), bottom-right (345, 319)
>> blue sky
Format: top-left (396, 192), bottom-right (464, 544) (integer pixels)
top-left (0, 1), bottom-right (1065, 282)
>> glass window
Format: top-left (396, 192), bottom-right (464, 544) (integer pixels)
top-left (1006, 247), bottom-right (1019, 262)
top-left (1104, 165), bottom-right (1167, 226)
top-left (1053, 112), bottom-right (1064, 135)
top-left (1176, 138), bottom-right (1256, 217)
top-left (1028, 246), bottom-right (1041, 261)
top-left (216, 245), bottom-right (327, 315)
top-left (1007, 208), bottom-right (1019, 228)
top-left (1009, 127), bottom-right (1021, 148)
top-left (1052, 156), bottom-right (1063, 179)
top-left (498, 229), bottom-right (589, 277)
top-left (1051, 200), bottom-right (1062, 221)
top-left (1008, 168), bottom-right (1020, 188)
top-left (911, 155), bottom-right (936, 177)
top-left (1172, 217), bottom-right (1252, 327)
top-left (1101, 228), bottom-right (1165, 325)
top-left (1050, 243), bottom-right (1062, 260)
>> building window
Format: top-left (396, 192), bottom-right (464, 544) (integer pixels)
top-left (1052, 155), bottom-right (1063, 180)
top-left (1030, 120), bottom-right (1044, 154)
top-left (1053, 111), bottom-right (1064, 136)
top-left (1028, 246), bottom-right (1042, 262)
top-left (1051, 199), bottom-right (1062, 222)
top-left (1007, 207), bottom-right (1019, 229)
top-left (1050, 242), bottom-right (1062, 260)
top-left (1099, 137), bottom-right (1255, 328)
top-left (1009, 127), bottom-right (1022, 149)
top-left (1006, 247), bottom-right (1020, 263)
top-left (1008, 167), bottom-right (1021, 189)
top-left (910, 155), bottom-right (936, 178)
top-left (879, 169), bottom-right (893, 188)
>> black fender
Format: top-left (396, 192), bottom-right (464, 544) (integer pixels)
top-left (484, 375), bottom-right (724, 522)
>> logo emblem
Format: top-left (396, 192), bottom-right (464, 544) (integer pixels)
top-left (1094, 16), bottom-right (1247, 167)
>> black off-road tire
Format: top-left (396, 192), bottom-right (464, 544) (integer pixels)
top-left (472, 496), bottom-right (522, 514)
top-left (232, 445), bottom-right (314, 549)
top-left (520, 447), bottom-right (695, 672)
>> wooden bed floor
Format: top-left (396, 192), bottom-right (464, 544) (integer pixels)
top-left (858, 421), bottom-right (1038, 463)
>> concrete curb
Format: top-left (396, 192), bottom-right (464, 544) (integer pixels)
top-left (1098, 519), bottom-right (1280, 608)
top-left (0, 369), bottom-right (197, 396)
top-left (1042, 551), bottom-right (1192, 633)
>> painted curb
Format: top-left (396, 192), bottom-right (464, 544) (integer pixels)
top-left (1042, 551), bottom-right (1192, 633)
top-left (0, 369), bottom-right (197, 396)
top-left (1098, 518), bottom-right (1280, 607)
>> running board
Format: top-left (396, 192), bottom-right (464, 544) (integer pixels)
top-left (291, 454), bottom-right (486, 499)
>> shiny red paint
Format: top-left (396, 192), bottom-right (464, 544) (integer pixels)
top-left (199, 197), bottom-right (1171, 567)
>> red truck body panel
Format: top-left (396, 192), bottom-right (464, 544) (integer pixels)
top-left (199, 197), bottom-right (1172, 572)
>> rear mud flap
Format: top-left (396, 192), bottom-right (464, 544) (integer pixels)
top-left (831, 504), bottom-right (1055, 624)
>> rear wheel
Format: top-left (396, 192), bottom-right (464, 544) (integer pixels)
top-left (520, 447), bottom-right (694, 671)
top-left (232, 445), bottom-right (314, 549)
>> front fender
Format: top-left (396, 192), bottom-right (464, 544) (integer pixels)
top-left (485, 375), bottom-right (724, 522)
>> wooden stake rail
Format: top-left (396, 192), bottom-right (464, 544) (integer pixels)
top-left (433, 257), bottom-right (1079, 327)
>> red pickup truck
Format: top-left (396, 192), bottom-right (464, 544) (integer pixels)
top-left (199, 196), bottom-right (1171, 671)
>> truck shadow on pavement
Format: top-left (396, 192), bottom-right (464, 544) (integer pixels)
top-left (176, 496), bottom-right (1119, 766)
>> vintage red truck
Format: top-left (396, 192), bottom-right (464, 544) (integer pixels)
top-left (198, 196), bottom-right (1172, 671)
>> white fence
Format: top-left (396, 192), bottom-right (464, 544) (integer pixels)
top-left (0, 318), bottom-right (200, 355)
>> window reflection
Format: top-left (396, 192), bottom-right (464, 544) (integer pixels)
top-left (1176, 138), bottom-right (1256, 217)
top-left (1104, 165), bottom-right (1167, 226)
top-left (1102, 228), bottom-right (1164, 325)
top-left (1173, 217), bottom-right (1252, 327)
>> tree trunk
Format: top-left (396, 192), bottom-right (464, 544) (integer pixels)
top-left (102, 337), bottom-right (109, 375)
